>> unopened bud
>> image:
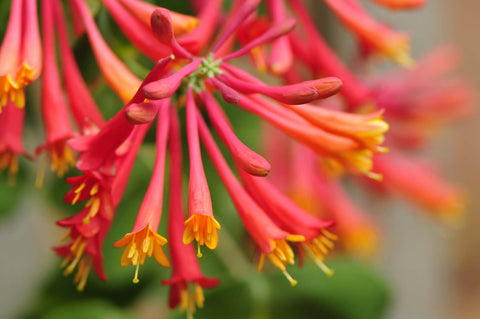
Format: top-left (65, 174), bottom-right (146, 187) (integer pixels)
top-left (125, 101), bottom-right (160, 124)
top-left (151, 8), bottom-right (174, 45)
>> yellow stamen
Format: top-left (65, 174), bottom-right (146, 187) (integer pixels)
top-left (302, 231), bottom-right (337, 277)
top-left (282, 270), bottom-right (298, 286)
top-left (179, 284), bottom-right (206, 319)
top-left (83, 197), bottom-right (101, 224)
top-left (258, 237), bottom-right (304, 285)
top-left (0, 62), bottom-right (36, 110)
top-left (49, 141), bottom-right (76, 177)
top-left (72, 182), bottom-right (86, 204)
top-left (35, 154), bottom-right (48, 189)
top-left (114, 225), bottom-right (170, 284)
top-left (183, 214), bottom-right (221, 252)
top-left (132, 263), bottom-right (140, 284)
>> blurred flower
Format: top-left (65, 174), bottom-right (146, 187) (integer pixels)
top-left (0, 0), bottom-right (42, 111)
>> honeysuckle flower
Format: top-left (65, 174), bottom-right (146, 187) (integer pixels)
top-left (163, 106), bottom-right (219, 317)
top-left (72, 56), bottom-right (172, 172)
top-left (36, 0), bottom-right (76, 181)
top-left (183, 89), bottom-right (220, 257)
top-left (118, 0), bottom-right (199, 36)
top-left (0, 0), bottom-right (42, 111)
top-left (370, 47), bottom-right (475, 149)
top-left (57, 124), bottom-right (150, 290)
top-left (70, 0), bottom-right (141, 103)
top-left (289, 0), bottom-right (374, 110)
top-left (263, 130), bottom-right (378, 256)
top-left (53, 0), bottom-right (105, 130)
top-left (0, 1), bottom-right (468, 315)
top-left (100, 0), bottom-right (172, 61)
top-left (266, 0), bottom-right (294, 74)
top-left (239, 170), bottom-right (336, 275)
top-left (197, 115), bottom-right (308, 285)
top-left (373, 150), bottom-right (465, 222)
top-left (114, 103), bottom-right (171, 283)
top-left (319, 0), bottom-right (414, 67)
top-left (314, 173), bottom-right (379, 255)
top-left (0, 101), bottom-right (26, 184)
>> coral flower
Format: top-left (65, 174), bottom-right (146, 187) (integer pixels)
top-left (114, 103), bottom-right (171, 283)
top-left (0, 101), bottom-right (25, 183)
top-left (320, 0), bottom-right (414, 67)
top-left (198, 115), bottom-right (310, 285)
top-left (0, 0), bottom-right (42, 111)
top-left (163, 107), bottom-right (219, 317)
top-left (57, 124), bottom-right (150, 290)
top-left (70, 0), bottom-right (141, 103)
top-left (183, 89), bottom-right (221, 257)
top-left (36, 0), bottom-right (75, 182)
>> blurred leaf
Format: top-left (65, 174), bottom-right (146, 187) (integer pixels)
top-left (0, 161), bottom-right (28, 219)
top-left (39, 299), bottom-right (134, 319)
top-left (267, 258), bottom-right (390, 319)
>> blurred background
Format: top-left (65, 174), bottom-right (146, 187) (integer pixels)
top-left (0, 0), bottom-right (479, 318)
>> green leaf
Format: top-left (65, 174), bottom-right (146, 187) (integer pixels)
top-left (267, 258), bottom-right (391, 319)
top-left (39, 299), bottom-right (134, 319)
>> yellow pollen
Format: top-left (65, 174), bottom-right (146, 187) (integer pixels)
top-left (197, 243), bottom-right (203, 258)
top-left (183, 214), bottom-right (221, 252)
top-left (133, 263), bottom-right (140, 284)
top-left (282, 270), bottom-right (298, 286)
top-left (0, 63), bottom-right (36, 110)
top-left (114, 225), bottom-right (170, 284)
top-left (0, 150), bottom-right (19, 185)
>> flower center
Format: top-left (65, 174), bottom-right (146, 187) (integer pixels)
top-left (187, 54), bottom-right (222, 92)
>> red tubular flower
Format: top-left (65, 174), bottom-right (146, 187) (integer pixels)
top-left (114, 102), bottom-right (171, 284)
top-left (0, 0), bottom-right (42, 111)
top-left (53, 0), bottom-right (105, 130)
top-left (218, 73), bottom-right (342, 105)
top-left (370, 48), bottom-right (475, 149)
top-left (197, 114), bottom-right (307, 285)
top-left (314, 173), bottom-right (379, 256)
top-left (73, 57), bottom-right (172, 172)
top-left (321, 0), bottom-right (414, 67)
top-left (100, 0), bottom-right (171, 61)
top-left (183, 88), bottom-right (220, 257)
top-left (69, 0), bottom-right (141, 103)
top-left (56, 124), bottom-right (150, 290)
top-left (280, 104), bottom-right (388, 152)
top-left (36, 0), bottom-right (75, 181)
top-left (163, 106), bottom-right (219, 317)
top-left (373, 151), bottom-right (465, 222)
top-left (118, 0), bottom-right (199, 37)
top-left (239, 170), bottom-right (336, 275)
top-left (0, 101), bottom-right (25, 183)
top-left (289, 0), bottom-right (373, 110)
top-left (177, 0), bottom-right (223, 54)
top-left (266, 0), bottom-right (293, 74)
top-left (201, 91), bottom-right (271, 176)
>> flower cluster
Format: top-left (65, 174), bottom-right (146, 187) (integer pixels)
top-left (0, 0), bottom-right (473, 317)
